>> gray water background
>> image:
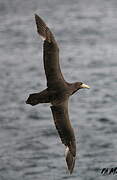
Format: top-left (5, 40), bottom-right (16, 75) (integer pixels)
top-left (1, 0), bottom-right (117, 179)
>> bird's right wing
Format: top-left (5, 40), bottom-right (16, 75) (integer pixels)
top-left (50, 101), bottom-right (76, 174)
top-left (35, 14), bottom-right (65, 88)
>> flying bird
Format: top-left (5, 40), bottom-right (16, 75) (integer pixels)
top-left (26, 14), bottom-right (90, 174)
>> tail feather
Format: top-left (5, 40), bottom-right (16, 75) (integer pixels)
top-left (26, 93), bottom-right (41, 106)
top-left (65, 146), bottom-right (76, 174)
top-left (35, 14), bottom-right (53, 42)
top-left (26, 89), bottom-right (50, 106)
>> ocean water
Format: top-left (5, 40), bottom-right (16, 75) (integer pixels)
top-left (1, 0), bottom-right (117, 179)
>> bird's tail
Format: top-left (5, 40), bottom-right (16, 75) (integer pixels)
top-left (26, 89), bottom-right (50, 106)
top-left (65, 146), bottom-right (76, 174)
top-left (35, 14), bottom-right (54, 43)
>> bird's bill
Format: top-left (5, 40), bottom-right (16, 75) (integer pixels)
top-left (80, 83), bottom-right (90, 89)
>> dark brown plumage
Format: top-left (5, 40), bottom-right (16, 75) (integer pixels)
top-left (26, 14), bottom-right (90, 174)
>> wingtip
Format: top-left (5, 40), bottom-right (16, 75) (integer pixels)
top-left (35, 13), bottom-right (39, 21)
top-left (65, 146), bottom-right (76, 174)
top-left (34, 13), bottom-right (38, 17)
top-left (34, 13), bottom-right (55, 43)
top-left (34, 13), bottom-right (49, 42)
top-left (35, 14), bottom-right (40, 26)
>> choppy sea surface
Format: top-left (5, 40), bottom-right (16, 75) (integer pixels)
top-left (1, 0), bottom-right (117, 179)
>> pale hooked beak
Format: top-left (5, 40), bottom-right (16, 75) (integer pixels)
top-left (80, 83), bottom-right (90, 89)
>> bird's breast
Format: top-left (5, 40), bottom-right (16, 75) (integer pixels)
top-left (48, 85), bottom-right (69, 105)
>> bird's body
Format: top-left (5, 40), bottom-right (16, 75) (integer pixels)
top-left (26, 14), bottom-right (90, 174)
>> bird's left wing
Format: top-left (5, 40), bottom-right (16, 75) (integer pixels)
top-left (35, 14), bottom-right (65, 87)
top-left (50, 101), bottom-right (76, 174)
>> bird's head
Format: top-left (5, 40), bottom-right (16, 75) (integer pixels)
top-left (72, 82), bottom-right (90, 94)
